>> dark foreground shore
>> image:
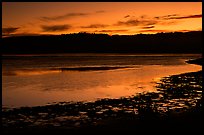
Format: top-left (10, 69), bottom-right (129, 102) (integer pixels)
top-left (2, 58), bottom-right (203, 134)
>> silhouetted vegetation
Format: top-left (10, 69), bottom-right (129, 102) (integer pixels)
top-left (2, 31), bottom-right (202, 54)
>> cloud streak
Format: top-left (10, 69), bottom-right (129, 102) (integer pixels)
top-left (115, 19), bottom-right (158, 27)
top-left (81, 24), bottom-right (109, 28)
top-left (41, 24), bottom-right (71, 32)
top-left (124, 15), bottom-right (130, 18)
top-left (138, 29), bottom-right (170, 33)
top-left (168, 14), bottom-right (202, 19)
top-left (95, 10), bottom-right (106, 13)
top-left (154, 14), bottom-right (179, 19)
top-left (40, 13), bottom-right (89, 22)
top-left (141, 26), bottom-right (155, 29)
top-left (94, 29), bottom-right (129, 33)
top-left (40, 10), bottom-right (106, 22)
top-left (138, 29), bottom-right (197, 33)
top-left (155, 14), bottom-right (202, 20)
top-left (115, 14), bottom-right (201, 28)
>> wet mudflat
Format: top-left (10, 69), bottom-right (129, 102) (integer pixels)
top-left (2, 70), bottom-right (202, 133)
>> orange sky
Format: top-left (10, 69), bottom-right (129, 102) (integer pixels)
top-left (2, 2), bottom-right (202, 36)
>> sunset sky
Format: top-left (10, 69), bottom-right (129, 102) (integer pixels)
top-left (2, 2), bottom-right (202, 36)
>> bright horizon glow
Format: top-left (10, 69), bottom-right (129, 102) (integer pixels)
top-left (2, 2), bottom-right (202, 36)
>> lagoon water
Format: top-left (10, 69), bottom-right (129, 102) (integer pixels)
top-left (2, 54), bottom-right (202, 108)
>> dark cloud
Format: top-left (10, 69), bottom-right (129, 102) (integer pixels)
top-left (2, 27), bottom-right (19, 35)
top-left (116, 19), bottom-right (139, 26)
top-left (154, 14), bottom-right (179, 19)
top-left (155, 14), bottom-right (202, 20)
top-left (115, 13), bottom-right (201, 28)
top-left (40, 11), bottom-right (106, 22)
top-left (96, 10), bottom-right (105, 13)
top-left (94, 29), bottom-right (129, 33)
top-left (124, 15), bottom-right (130, 18)
top-left (81, 24), bottom-right (109, 28)
top-left (142, 26), bottom-right (155, 29)
top-left (115, 19), bottom-right (157, 27)
top-left (41, 24), bottom-right (71, 32)
top-left (168, 14), bottom-right (202, 19)
top-left (40, 13), bottom-right (89, 21)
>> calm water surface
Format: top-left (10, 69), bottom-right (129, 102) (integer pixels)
top-left (2, 54), bottom-right (202, 108)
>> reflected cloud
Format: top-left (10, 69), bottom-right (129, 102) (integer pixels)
top-left (60, 66), bottom-right (132, 71)
top-left (2, 66), bottom-right (133, 76)
top-left (3, 70), bottom-right (60, 76)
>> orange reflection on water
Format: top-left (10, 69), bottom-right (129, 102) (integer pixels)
top-left (2, 63), bottom-right (201, 108)
top-left (3, 69), bottom-right (61, 76)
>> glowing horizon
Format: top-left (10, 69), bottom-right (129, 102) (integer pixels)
top-left (2, 2), bottom-right (202, 36)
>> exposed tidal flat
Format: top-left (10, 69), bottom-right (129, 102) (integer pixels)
top-left (2, 58), bottom-right (202, 133)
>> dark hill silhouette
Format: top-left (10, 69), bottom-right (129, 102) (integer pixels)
top-left (1, 31), bottom-right (202, 54)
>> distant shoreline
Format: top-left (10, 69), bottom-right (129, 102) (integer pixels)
top-left (2, 31), bottom-right (202, 54)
